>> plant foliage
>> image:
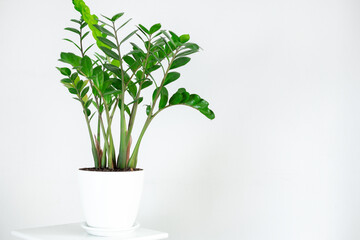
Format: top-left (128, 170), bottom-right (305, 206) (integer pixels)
top-left (57, 0), bottom-right (215, 170)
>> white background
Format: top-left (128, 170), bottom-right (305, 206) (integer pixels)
top-left (1, 0), bottom-right (360, 239)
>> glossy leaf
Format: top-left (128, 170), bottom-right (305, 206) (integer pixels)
top-left (57, 67), bottom-right (71, 76)
top-left (141, 80), bottom-right (152, 89)
top-left (81, 86), bottom-right (89, 98)
top-left (186, 94), bottom-right (201, 105)
top-left (149, 23), bottom-right (161, 34)
top-left (170, 57), bottom-right (190, 69)
top-left (68, 88), bottom-right (77, 94)
top-left (179, 34), bottom-right (190, 43)
top-left (164, 72), bottom-right (180, 86)
top-left (81, 56), bottom-right (93, 76)
top-left (159, 87), bottom-right (168, 109)
top-left (138, 24), bottom-right (150, 35)
top-left (60, 52), bottom-right (82, 67)
top-left (111, 12), bottom-right (124, 21)
top-left (169, 92), bottom-right (182, 105)
top-left (146, 105), bottom-right (151, 116)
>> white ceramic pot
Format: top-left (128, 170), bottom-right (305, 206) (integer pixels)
top-left (78, 169), bottom-right (144, 230)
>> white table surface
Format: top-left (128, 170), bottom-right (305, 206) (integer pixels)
top-left (11, 223), bottom-right (169, 240)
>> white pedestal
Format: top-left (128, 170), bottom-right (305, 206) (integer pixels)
top-left (12, 223), bottom-right (168, 240)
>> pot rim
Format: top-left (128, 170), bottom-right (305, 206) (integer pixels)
top-left (78, 168), bottom-right (144, 173)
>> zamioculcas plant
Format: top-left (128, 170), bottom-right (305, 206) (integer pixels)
top-left (57, 0), bottom-right (215, 171)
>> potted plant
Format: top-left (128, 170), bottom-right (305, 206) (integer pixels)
top-left (57, 0), bottom-right (215, 235)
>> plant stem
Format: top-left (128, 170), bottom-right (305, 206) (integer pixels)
top-left (112, 21), bottom-right (128, 169)
top-left (127, 50), bottom-right (178, 168)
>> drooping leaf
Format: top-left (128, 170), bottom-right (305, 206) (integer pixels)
top-left (99, 46), bottom-right (119, 59)
top-left (169, 92), bottom-right (182, 105)
top-left (164, 72), bottom-right (180, 86)
top-left (97, 37), bottom-right (117, 48)
top-left (149, 23), bottom-right (161, 34)
top-left (186, 94), bottom-right (201, 105)
top-left (170, 57), bottom-right (190, 69)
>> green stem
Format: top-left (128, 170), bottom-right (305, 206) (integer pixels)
top-left (128, 50), bottom-right (178, 168)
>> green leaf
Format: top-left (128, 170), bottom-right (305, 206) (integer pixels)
top-left (76, 80), bottom-right (84, 90)
top-left (61, 78), bottom-right (71, 84)
top-left (176, 49), bottom-right (199, 57)
top-left (93, 24), bottom-right (115, 37)
top-left (80, 22), bottom-right (87, 29)
top-left (149, 23), bottom-right (161, 34)
top-left (63, 38), bottom-right (81, 51)
top-left (169, 31), bottom-right (180, 43)
top-left (164, 72), bottom-right (180, 86)
top-left (103, 64), bottom-right (122, 78)
top-left (99, 46), bottom-right (119, 59)
top-left (138, 24), bottom-right (150, 35)
top-left (146, 105), bottom-right (151, 116)
top-left (159, 87), bottom-right (168, 109)
top-left (81, 86), bottom-right (89, 98)
top-left (127, 81), bottom-right (137, 98)
top-left (199, 108), bottom-right (215, 119)
top-left (123, 55), bottom-right (140, 71)
top-left (70, 19), bottom-right (81, 24)
top-left (68, 88), bottom-right (77, 94)
top-left (64, 27), bottom-right (80, 35)
top-left (181, 91), bottom-right (190, 103)
top-left (120, 30), bottom-right (138, 44)
top-left (169, 92), bottom-right (183, 105)
top-left (186, 94), bottom-right (201, 105)
top-left (111, 12), bottom-right (124, 21)
top-left (57, 67), bottom-right (71, 76)
top-left (117, 18), bottom-right (132, 31)
top-left (170, 57), bottom-right (190, 69)
top-left (81, 31), bottom-right (90, 40)
top-left (97, 37), bottom-right (117, 48)
top-left (193, 99), bottom-right (209, 110)
top-left (60, 52), bottom-right (82, 67)
top-left (141, 80), bottom-right (152, 89)
top-left (81, 56), bottom-right (93, 76)
top-left (179, 34), bottom-right (190, 43)
top-left (184, 42), bottom-right (200, 50)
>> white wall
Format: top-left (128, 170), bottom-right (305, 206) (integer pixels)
top-left (1, 0), bottom-right (360, 239)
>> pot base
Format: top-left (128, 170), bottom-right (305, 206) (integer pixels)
top-left (81, 222), bottom-right (140, 236)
